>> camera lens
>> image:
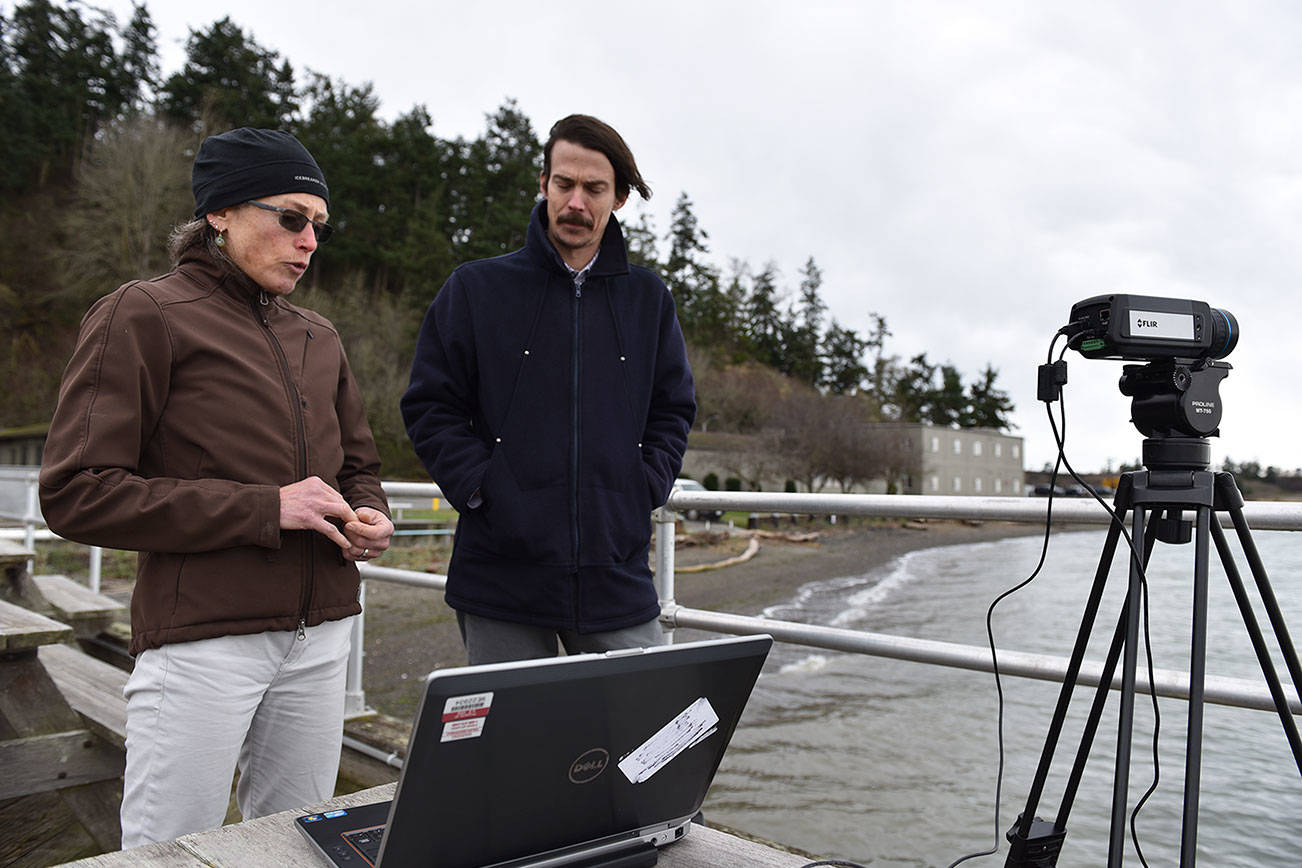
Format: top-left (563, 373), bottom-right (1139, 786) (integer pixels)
top-left (1207, 308), bottom-right (1238, 359)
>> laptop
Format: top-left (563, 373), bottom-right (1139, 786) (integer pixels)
top-left (296, 634), bottom-right (772, 868)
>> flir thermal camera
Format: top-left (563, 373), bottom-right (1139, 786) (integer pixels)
top-left (1064, 294), bottom-right (1238, 361)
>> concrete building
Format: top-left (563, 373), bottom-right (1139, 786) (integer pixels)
top-left (881, 422), bottom-right (1024, 496)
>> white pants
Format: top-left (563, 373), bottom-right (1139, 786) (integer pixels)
top-left (120, 616), bottom-right (355, 849)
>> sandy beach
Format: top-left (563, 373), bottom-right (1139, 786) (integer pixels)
top-left (360, 519), bottom-right (1041, 718)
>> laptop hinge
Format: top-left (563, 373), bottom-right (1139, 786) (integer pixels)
top-left (565, 840), bottom-right (658, 868)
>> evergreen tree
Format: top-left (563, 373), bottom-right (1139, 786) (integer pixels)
top-left (119, 3), bottom-right (159, 112)
top-left (292, 74), bottom-right (388, 288)
top-left (744, 262), bottom-right (784, 369)
top-left (160, 17), bottom-right (298, 131)
top-left (662, 193), bottom-right (718, 338)
top-left (448, 100), bottom-right (540, 262)
top-left (1, 0), bottom-right (137, 191)
top-left (820, 319), bottom-right (869, 395)
top-left (893, 352), bottom-right (937, 421)
top-left (783, 256), bottom-right (825, 386)
top-left (863, 312), bottom-right (897, 415)
top-left (386, 106), bottom-right (457, 307)
top-left (623, 208), bottom-right (659, 271)
top-left (929, 363), bottom-right (966, 427)
top-left (963, 363), bottom-right (1016, 430)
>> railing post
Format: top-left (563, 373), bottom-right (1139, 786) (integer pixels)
top-left (88, 546), bottom-right (102, 593)
top-left (652, 506), bottom-right (677, 643)
top-left (344, 579), bottom-right (370, 718)
top-left (23, 470), bottom-right (37, 576)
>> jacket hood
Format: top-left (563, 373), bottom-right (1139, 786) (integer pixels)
top-left (526, 201), bottom-right (630, 279)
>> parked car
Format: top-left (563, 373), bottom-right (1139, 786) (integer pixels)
top-left (670, 478), bottom-right (723, 521)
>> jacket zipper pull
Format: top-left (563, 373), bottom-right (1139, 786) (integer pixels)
top-left (296, 619), bottom-right (307, 641)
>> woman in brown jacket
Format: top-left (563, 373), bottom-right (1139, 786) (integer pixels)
top-left (39, 128), bottom-right (393, 848)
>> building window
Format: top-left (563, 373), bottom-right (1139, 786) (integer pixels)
top-left (953, 439), bottom-right (962, 455)
top-left (930, 475), bottom-right (939, 491)
top-left (974, 477), bottom-right (983, 493)
top-left (930, 436), bottom-right (940, 453)
top-left (973, 441), bottom-right (983, 457)
top-left (994, 443), bottom-right (1002, 458)
top-left (953, 476), bottom-right (962, 492)
top-left (994, 478), bottom-right (1002, 493)
top-left (1012, 444), bottom-right (1020, 459)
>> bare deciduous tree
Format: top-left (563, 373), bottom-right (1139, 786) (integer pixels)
top-left (59, 116), bottom-right (195, 303)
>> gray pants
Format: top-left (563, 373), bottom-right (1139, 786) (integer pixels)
top-left (456, 611), bottom-right (664, 665)
top-left (120, 616), bottom-right (354, 848)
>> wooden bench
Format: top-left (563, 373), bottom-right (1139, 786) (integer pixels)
top-left (0, 600), bottom-right (125, 861)
top-left (39, 643), bottom-right (129, 750)
top-left (32, 574), bottom-right (126, 640)
top-left (0, 536), bottom-right (126, 641)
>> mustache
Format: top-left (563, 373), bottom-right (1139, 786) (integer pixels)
top-left (556, 211), bottom-right (594, 229)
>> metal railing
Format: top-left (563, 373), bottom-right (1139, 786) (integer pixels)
top-left (345, 482), bottom-right (1302, 717)
top-left (0, 467), bottom-right (101, 588)
top-left (9, 468), bottom-right (1302, 718)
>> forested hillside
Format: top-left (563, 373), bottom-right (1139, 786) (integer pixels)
top-left (1, 0), bottom-right (1015, 484)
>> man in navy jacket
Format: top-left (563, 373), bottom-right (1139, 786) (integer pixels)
top-left (402, 115), bottom-right (696, 663)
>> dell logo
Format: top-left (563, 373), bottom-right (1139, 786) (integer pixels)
top-left (568, 748), bottom-right (609, 784)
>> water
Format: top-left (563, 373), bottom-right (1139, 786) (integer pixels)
top-left (700, 528), bottom-right (1302, 866)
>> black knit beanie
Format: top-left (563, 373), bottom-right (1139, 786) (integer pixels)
top-left (192, 128), bottom-right (329, 218)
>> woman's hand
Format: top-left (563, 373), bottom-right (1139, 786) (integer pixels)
top-left (343, 507), bottom-right (395, 562)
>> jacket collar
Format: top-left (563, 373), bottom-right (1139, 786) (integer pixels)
top-left (177, 244), bottom-right (279, 308)
top-left (525, 201), bottom-right (630, 279)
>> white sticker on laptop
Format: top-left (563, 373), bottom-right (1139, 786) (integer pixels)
top-left (618, 697), bottom-right (719, 784)
top-left (441, 691), bottom-right (493, 742)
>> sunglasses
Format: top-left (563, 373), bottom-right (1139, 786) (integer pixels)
top-left (246, 200), bottom-right (335, 243)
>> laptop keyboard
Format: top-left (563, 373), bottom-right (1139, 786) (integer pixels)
top-left (338, 825), bottom-right (385, 865)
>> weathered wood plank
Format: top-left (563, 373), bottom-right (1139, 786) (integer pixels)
top-left (667, 825), bottom-right (810, 867)
top-left (53, 781), bottom-right (812, 867)
top-left (57, 841), bottom-right (201, 866)
top-left (0, 790), bottom-right (103, 867)
top-left (0, 538), bottom-right (31, 564)
top-left (0, 600), bottom-right (72, 652)
top-left (0, 651), bottom-right (85, 737)
top-left (32, 575), bottom-right (125, 636)
top-left (0, 730), bottom-right (125, 800)
top-left (39, 643), bottom-right (129, 748)
top-left (60, 780), bottom-right (125, 853)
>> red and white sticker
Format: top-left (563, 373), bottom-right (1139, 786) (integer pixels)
top-left (440, 691), bottom-right (493, 741)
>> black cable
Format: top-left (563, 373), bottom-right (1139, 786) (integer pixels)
top-left (797, 861), bottom-right (870, 868)
top-left (946, 336), bottom-right (1071, 867)
top-left (1040, 364), bottom-right (1162, 868)
top-left (949, 332), bottom-right (1163, 865)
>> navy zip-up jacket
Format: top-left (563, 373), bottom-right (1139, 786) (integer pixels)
top-left (401, 203), bottom-right (695, 633)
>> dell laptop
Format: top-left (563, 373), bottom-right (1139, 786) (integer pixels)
top-left (296, 634), bottom-right (772, 867)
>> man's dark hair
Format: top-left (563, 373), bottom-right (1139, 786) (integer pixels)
top-left (543, 114), bottom-right (651, 202)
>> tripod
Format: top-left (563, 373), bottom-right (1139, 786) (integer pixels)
top-left (1005, 435), bottom-right (1302, 867)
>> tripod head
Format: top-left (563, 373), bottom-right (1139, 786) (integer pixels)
top-left (1116, 358), bottom-right (1230, 473)
top-left (1119, 358), bottom-right (1230, 442)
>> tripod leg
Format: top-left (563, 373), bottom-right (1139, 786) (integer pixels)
top-left (1178, 507), bottom-right (1213, 866)
top-left (1212, 517), bottom-right (1302, 774)
top-left (1008, 507), bottom-right (1130, 856)
top-left (1108, 504), bottom-right (1149, 866)
top-left (1226, 502), bottom-right (1302, 721)
top-left (1058, 522), bottom-right (1161, 830)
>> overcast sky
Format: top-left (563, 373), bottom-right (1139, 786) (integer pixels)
top-left (87, 0), bottom-right (1302, 475)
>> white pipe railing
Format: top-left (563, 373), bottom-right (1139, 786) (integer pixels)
top-left (11, 474), bottom-right (1302, 720)
top-left (0, 467), bottom-right (101, 590)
